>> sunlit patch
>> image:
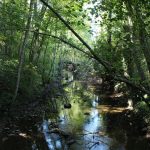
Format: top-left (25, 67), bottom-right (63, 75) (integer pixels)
top-left (97, 105), bottom-right (128, 113)
top-left (19, 133), bottom-right (31, 139)
top-left (127, 99), bottom-right (133, 110)
top-left (146, 133), bottom-right (150, 138)
top-left (144, 94), bottom-right (148, 99)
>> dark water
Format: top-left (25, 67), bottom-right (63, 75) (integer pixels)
top-left (41, 81), bottom-right (150, 150)
top-left (1, 81), bottom-right (150, 150)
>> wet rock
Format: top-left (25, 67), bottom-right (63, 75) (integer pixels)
top-left (84, 112), bottom-right (90, 115)
top-left (64, 103), bottom-right (72, 109)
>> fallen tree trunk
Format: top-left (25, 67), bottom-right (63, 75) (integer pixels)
top-left (39, 0), bottom-right (111, 71)
top-left (39, 0), bottom-right (150, 98)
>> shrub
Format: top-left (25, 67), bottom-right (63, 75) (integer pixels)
top-left (0, 59), bottom-right (42, 104)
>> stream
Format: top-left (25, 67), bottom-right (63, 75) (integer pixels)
top-left (1, 81), bottom-right (150, 150)
top-left (41, 81), bottom-right (150, 150)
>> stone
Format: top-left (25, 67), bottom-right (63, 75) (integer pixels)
top-left (64, 103), bottom-right (72, 109)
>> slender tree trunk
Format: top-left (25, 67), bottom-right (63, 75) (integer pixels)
top-left (29, 1), bottom-right (47, 63)
top-left (122, 42), bottom-right (135, 78)
top-left (35, 17), bottom-right (51, 64)
top-left (138, 25), bottom-right (150, 74)
top-left (29, 31), bottom-right (39, 62)
top-left (132, 26), bottom-right (147, 81)
top-left (42, 41), bottom-right (49, 84)
top-left (134, 5), bottom-right (150, 74)
top-left (40, 0), bottom-right (150, 96)
top-left (107, 9), bottom-right (112, 51)
top-left (123, 20), bottom-right (147, 81)
top-left (13, 0), bottom-right (34, 101)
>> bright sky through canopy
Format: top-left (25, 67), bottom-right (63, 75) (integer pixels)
top-left (83, 0), bottom-right (101, 41)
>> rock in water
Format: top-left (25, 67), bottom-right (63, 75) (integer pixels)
top-left (64, 103), bottom-right (71, 109)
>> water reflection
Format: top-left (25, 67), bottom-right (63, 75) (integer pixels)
top-left (42, 81), bottom-right (150, 150)
top-left (42, 120), bottom-right (67, 150)
top-left (82, 100), bottom-right (110, 150)
top-left (1, 81), bottom-right (150, 150)
top-left (42, 82), bottom-right (120, 149)
top-left (42, 120), bottom-right (55, 150)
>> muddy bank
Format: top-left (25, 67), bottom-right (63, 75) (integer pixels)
top-left (0, 99), bottom-right (47, 149)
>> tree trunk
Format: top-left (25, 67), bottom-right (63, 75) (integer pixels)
top-left (40, 0), bottom-right (150, 96)
top-left (13, 0), bottom-right (34, 101)
top-left (134, 5), bottom-right (150, 74)
top-left (29, 1), bottom-right (47, 63)
top-left (124, 1), bottom-right (150, 75)
top-left (35, 16), bottom-right (51, 64)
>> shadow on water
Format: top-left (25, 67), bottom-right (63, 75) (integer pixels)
top-left (41, 81), bottom-right (150, 150)
top-left (1, 81), bottom-right (150, 150)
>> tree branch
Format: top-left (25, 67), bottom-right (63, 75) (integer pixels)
top-left (39, 0), bottom-right (150, 97)
top-left (39, 0), bottom-right (111, 70)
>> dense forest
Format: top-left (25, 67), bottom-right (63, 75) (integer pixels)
top-left (0, 0), bottom-right (150, 150)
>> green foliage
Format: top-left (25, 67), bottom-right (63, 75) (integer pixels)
top-left (0, 0), bottom-right (150, 113)
top-left (0, 59), bottom-right (41, 103)
top-left (134, 101), bottom-right (149, 115)
top-left (19, 63), bottom-right (42, 100)
top-left (134, 101), bottom-right (150, 124)
top-left (0, 59), bottom-right (18, 103)
top-left (0, 0), bottom-right (26, 30)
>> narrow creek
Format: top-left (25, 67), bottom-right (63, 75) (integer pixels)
top-left (40, 81), bottom-right (150, 150)
top-left (1, 81), bottom-right (150, 150)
